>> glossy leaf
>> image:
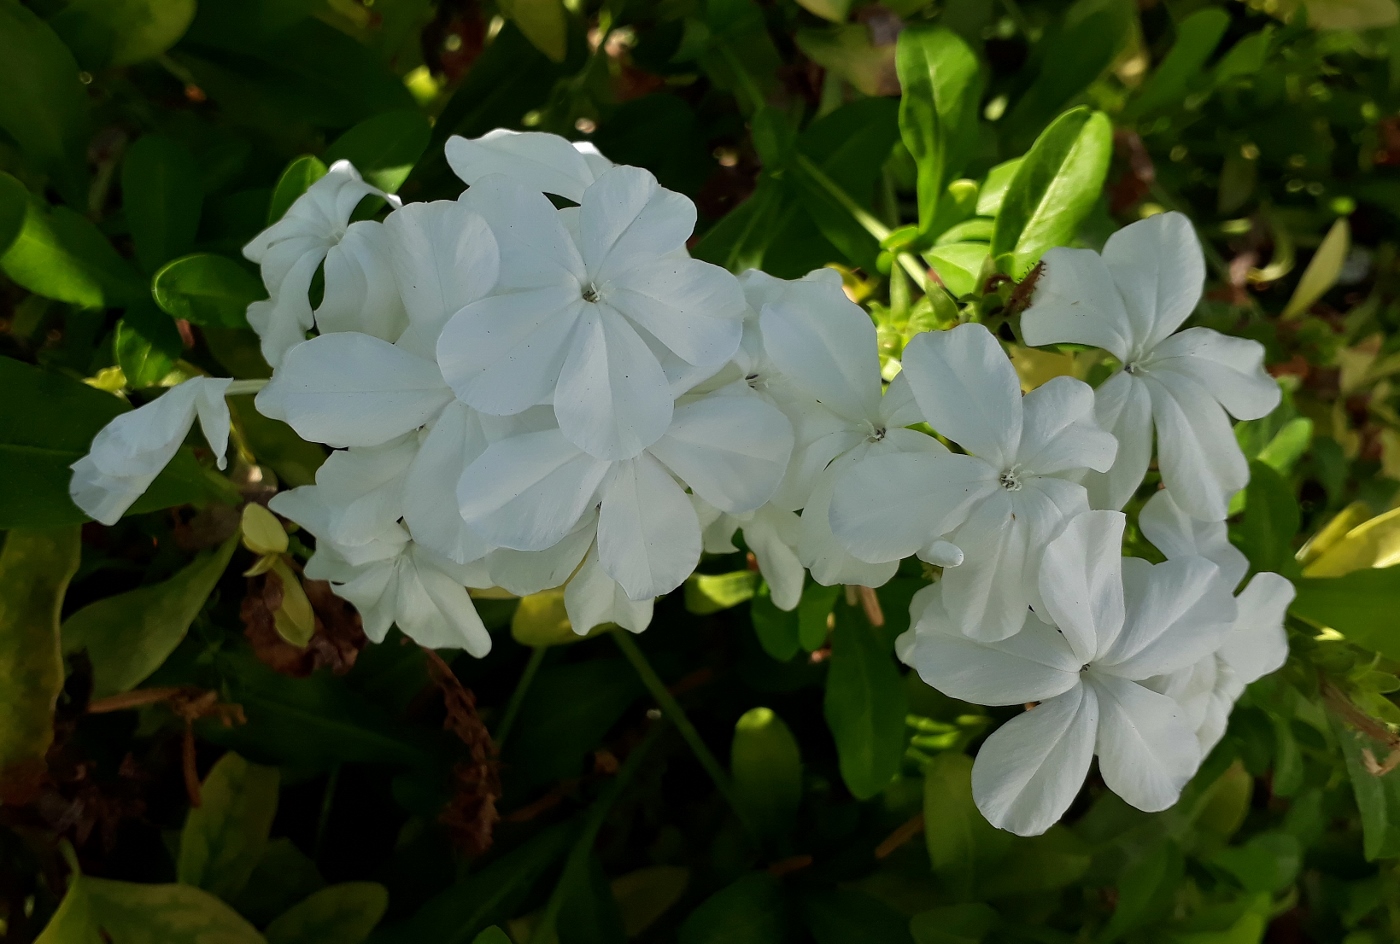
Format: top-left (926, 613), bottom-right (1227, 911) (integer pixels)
top-left (1292, 567), bottom-right (1400, 662)
top-left (0, 0), bottom-right (88, 203)
top-left (499, 0), bottom-right (568, 63)
top-left (326, 109), bottom-right (433, 193)
top-left (685, 571), bottom-right (758, 615)
top-left (0, 528), bottom-right (80, 802)
top-left (268, 155), bottom-right (329, 225)
top-left (731, 707), bottom-right (802, 839)
top-left (114, 301), bottom-right (183, 389)
top-left (63, 536), bottom-right (238, 698)
top-left (177, 751), bottom-right (281, 900)
top-left (153, 253), bottom-right (263, 328)
top-left (824, 620), bottom-right (908, 799)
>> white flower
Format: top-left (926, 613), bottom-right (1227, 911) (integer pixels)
top-left (901, 511), bottom-right (1236, 836)
top-left (1021, 212), bottom-right (1281, 520)
top-left (696, 499), bottom-right (805, 611)
top-left (271, 490), bottom-right (494, 656)
top-left (830, 323), bottom-right (1117, 641)
top-left (435, 171), bottom-right (745, 460)
top-left (564, 542), bottom-right (655, 635)
top-left (445, 129), bottom-right (613, 203)
top-left (1139, 488), bottom-right (1248, 590)
top-left (243, 161), bottom-right (391, 367)
top-left (457, 385), bottom-right (793, 600)
top-left (70, 377), bottom-right (232, 525)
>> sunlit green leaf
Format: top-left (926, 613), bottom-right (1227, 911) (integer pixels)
top-left (153, 253), bottom-right (263, 328)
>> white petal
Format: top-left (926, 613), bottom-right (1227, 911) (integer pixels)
top-left (486, 519), bottom-right (595, 595)
top-left (741, 505), bottom-right (805, 611)
top-left (769, 402), bottom-right (866, 512)
top-left (314, 437), bottom-right (417, 546)
top-left (556, 305), bottom-right (674, 459)
top-left (1089, 673), bottom-right (1201, 812)
top-left (1101, 212), bottom-right (1206, 354)
top-left (316, 221), bottom-right (409, 343)
top-left (83, 378), bottom-right (205, 479)
top-left (69, 456), bottom-right (151, 526)
top-left (396, 545), bottom-right (492, 656)
top-left (879, 369), bottom-right (924, 428)
top-left (580, 166), bottom-right (694, 276)
top-left (403, 403), bottom-right (495, 564)
top-left (799, 460), bottom-right (901, 588)
top-left (1102, 556), bottom-right (1237, 678)
top-left (1219, 572), bottom-right (1294, 684)
top-left (597, 454), bottom-right (701, 599)
top-left (941, 493), bottom-right (1034, 642)
top-left (1148, 327), bottom-right (1281, 421)
top-left (1037, 510), bottom-right (1126, 666)
top-left (458, 175), bottom-right (587, 289)
top-left (972, 685), bottom-right (1098, 837)
top-left (607, 258), bottom-right (745, 368)
top-left (384, 201), bottom-right (500, 357)
top-left (565, 543), bottom-right (654, 634)
top-left (1138, 488), bottom-right (1249, 589)
top-left (829, 451), bottom-right (995, 564)
top-left (324, 554), bottom-right (399, 642)
top-left (906, 591), bottom-right (1080, 705)
top-left (758, 277), bottom-right (882, 422)
top-left (446, 129), bottom-right (606, 202)
top-left (256, 333), bottom-right (452, 448)
top-left (1143, 370), bottom-right (1249, 521)
top-left (1083, 372), bottom-right (1153, 512)
top-left (649, 389), bottom-right (794, 513)
top-left (1021, 246), bottom-right (1134, 362)
top-left (458, 428), bottom-right (611, 551)
top-left (901, 323), bottom-right (1022, 467)
top-left (437, 288), bottom-right (583, 417)
top-left (267, 485), bottom-right (338, 544)
top-left (1016, 375), bottom-right (1117, 476)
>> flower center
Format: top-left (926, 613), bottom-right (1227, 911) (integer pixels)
top-left (867, 424), bottom-right (887, 444)
top-left (581, 283), bottom-right (600, 303)
top-left (1000, 469), bottom-right (1022, 491)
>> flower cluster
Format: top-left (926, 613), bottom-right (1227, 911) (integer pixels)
top-left (69, 133), bottom-right (1294, 837)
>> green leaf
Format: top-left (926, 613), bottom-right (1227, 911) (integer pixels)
top-left (751, 581), bottom-right (801, 661)
top-left (1206, 832), bottom-right (1301, 894)
top-left (153, 253), bottom-right (263, 328)
top-left (731, 707), bottom-right (803, 840)
top-left (1213, 28), bottom-right (1273, 84)
top-left (35, 871), bottom-right (100, 944)
top-left (924, 241), bottom-right (989, 297)
top-left (801, 888), bottom-right (913, 944)
top-left (0, 528), bottom-right (80, 801)
top-left (686, 571), bottom-right (758, 615)
top-left (1125, 9), bottom-right (1229, 118)
top-left (266, 883), bottom-right (389, 944)
top-left (1299, 0), bottom-right (1399, 30)
top-left (1334, 716), bottom-right (1400, 861)
top-left (796, 26), bottom-right (898, 98)
top-left (895, 25), bottom-right (983, 236)
top-left (373, 821), bottom-right (577, 944)
top-left (1239, 460), bottom-right (1300, 576)
top-left (472, 931), bottom-right (511, 944)
top-left (268, 155), bottom-right (329, 225)
top-left (114, 301), bottom-right (183, 389)
top-left (1282, 218), bottom-right (1349, 320)
top-left (610, 867), bottom-right (689, 937)
top-left (123, 135), bottom-right (203, 272)
top-left (82, 877), bottom-right (265, 944)
top-left (63, 535), bottom-right (238, 699)
top-left (177, 751), bottom-right (281, 901)
top-left (976, 827), bottom-right (1090, 898)
top-left (50, 0), bottom-right (196, 68)
top-left (0, 357), bottom-right (214, 529)
top-left (824, 620), bottom-right (908, 799)
top-left (0, 172), bottom-right (25, 257)
top-left (230, 838), bottom-right (326, 927)
top-left (229, 395), bottom-right (325, 487)
top-left (325, 109), bottom-right (433, 193)
top-left (1, 177), bottom-right (143, 307)
top-left (990, 107), bottom-right (1113, 279)
top-left (677, 872), bottom-right (787, 944)
top-left (0, 0), bottom-right (89, 203)
top-left (908, 904), bottom-right (998, 944)
top-left (499, 0), bottom-right (568, 63)
top-left (798, 582), bottom-right (841, 652)
top-left (1291, 567), bottom-right (1400, 661)
top-left (1098, 842), bottom-right (1184, 942)
top-left (974, 158), bottom-right (1021, 217)
top-left (922, 752), bottom-right (1011, 898)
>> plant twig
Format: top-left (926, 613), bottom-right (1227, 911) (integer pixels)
top-left (496, 646), bottom-right (547, 752)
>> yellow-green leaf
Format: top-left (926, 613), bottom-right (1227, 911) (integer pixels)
top-left (271, 559), bottom-right (316, 647)
top-left (731, 707), bottom-right (802, 839)
top-left (610, 867), bottom-right (689, 937)
top-left (0, 528), bottom-right (81, 801)
top-left (511, 588), bottom-right (600, 646)
top-left (242, 502), bottom-right (288, 555)
top-left (178, 752), bottom-right (281, 901)
top-left (63, 536), bottom-right (238, 698)
top-left (83, 877), bottom-right (265, 944)
top-left (1301, 506), bottom-right (1400, 577)
top-left (500, 0), bottom-right (568, 63)
top-left (684, 571), bottom-right (758, 615)
top-left (1282, 217), bottom-right (1349, 320)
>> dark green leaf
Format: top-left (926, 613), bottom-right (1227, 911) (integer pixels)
top-left (266, 883), bottom-right (389, 944)
top-left (229, 394), bottom-right (325, 487)
top-left (0, 172), bottom-right (25, 257)
top-left (990, 107), bottom-right (1112, 279)
top-left (152, 253), bottom-right (263, 328)
top-left (824, 620), bottom-right (908, 799)
top-left (268, 155), bottom-right (329, 225)
top-left (0, 528), bottom-right (80, 800)
top-left (123, 135), bottom-right (203, 272)
top-left (798, 582), bottom-right (841, 652)
top-left (801, 888), bottom-right (912, 944)
top-left (731, 707), bottom-right (802, 840)
top-left (326, 110), bottom-right (432, 194)
top-left (922, 752), bottom-right (1011, 898)
top-left (1292, 567), bottom-right (1400, 663)
top-left (558, 855), bottom-right (627, 944)
top-left (1334, 716), bottom-right (1400, 861)
top-left (908, 904), bottom-right (998, 944)
top-left (177, 751), bottom-right (281, 900)
top-left (229, 838), bottom-right (326, 927)
top-left (82, 877), bottom-right (265, 944)
top-left (0, 0), bottom-right (88, 203)
top-left (114, 301), bottom-right (183, 389)
top-left (49, 0), bottom-right (196, 68)
top-left (1125, 9), bottom-right (1229, 118)
top-left (1240, 460), bottom-right (1300, 576)
top-left (63, 535), bottom-right (238, 698)
top-left (1206, 832), bottom-right (1301, 894)
top-left (751, 581), bottom-right (801, 661)
top-left (678, 872), bottom-right (787, 944)
top-left (1098, 843), bottom-right (1185, 942)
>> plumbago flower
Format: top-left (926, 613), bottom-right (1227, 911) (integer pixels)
top-left (1138, 489), bottom-right (1294, 752)
top-left (901, 511), bottom-right (1237, 836)
top-left (1020, 212), bottom-right (1281, 521)
top-left (831, 323), bottom-right (1117, 641)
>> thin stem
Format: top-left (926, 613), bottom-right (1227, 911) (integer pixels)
top-left (495, 646), bottom-right (547, 752)
top-left (315, 763), bottom-right (341, 862)
top-left (610, 631), bottom-right (753, 833)
top-left (225, 379), bottom-right (269, 397)
top-left (717, 44), bottom-right (766, 114)
top-left (528, 722), bottom-right (663, 944)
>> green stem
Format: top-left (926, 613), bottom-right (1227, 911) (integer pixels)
top-left (225, 378), bottom-right (268, 397)
top-left (610, 631), bottom-right (753, 833)
top-left (495, 645), bottom-right (547, 752)
top-left (717, 44), bottom-right (766, 114)
top-left (315, 763), bottom-right (340, 862)
top-left (529, 722), bottom-right (663, 944)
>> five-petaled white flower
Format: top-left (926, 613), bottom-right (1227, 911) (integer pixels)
top-left (1021, 212), bottom-right (1280, 521)
top-left (900, 510), bottom-right (1236, 836)
top-left (831, 322), bottom-right (1117, 640)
